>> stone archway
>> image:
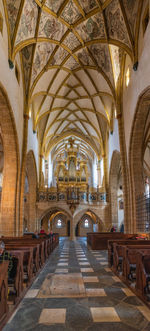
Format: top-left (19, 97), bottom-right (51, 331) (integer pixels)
top-left (0, 85), bottom-right (19, 236)
top-left (39, 207), bottom-right (72, 236)
top-left (25, 150), bottom-right (38, 232)
top-left (73, 209), bottom-right (104, 238)
top-left (109, 150), bottom-right (123, 230)
top-left (129, 87), bottom-right (150, 232)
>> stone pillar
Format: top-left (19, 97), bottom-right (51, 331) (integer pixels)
top-left (18, 113), bottom-right (29, 236)
top-left (102, 153), bottom-right (109, 193)
top-left (97, 159), bottom-right (102, 188)
top-left (44, 159), bottom-right (48, 187)
top-left (39, 154), bottom-right (43, 188)
top-left (70, 217), bottom-right (75, 240)
top-left (117, 113), bottom-right (131, 233)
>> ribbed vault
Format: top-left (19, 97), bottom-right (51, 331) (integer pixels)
top-left (3, 0), bottom-right (144, 157)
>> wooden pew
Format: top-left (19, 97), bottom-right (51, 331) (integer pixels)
top-left (7, 250), bottom-right (24, 301)
top-left (87, 232), bottom-right (137, 250)
top-left (112, 240), bottom-right (150, 273)
top-left (136, 251), bottom-right (150, 299)
top-left (3, 238), bottom-right (44, 269)
top-left (122, 245), bottom-right (150, 282)
top-left (0, 261), bottom-right (9, 324)
top-left (3, 244), bottom-right (33, 285)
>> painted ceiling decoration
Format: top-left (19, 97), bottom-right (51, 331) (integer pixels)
top-left (3, 0), bottom-right (143, 158)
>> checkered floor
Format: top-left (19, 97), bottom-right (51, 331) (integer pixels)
top-left (3, 238), bottom-right (150, 331)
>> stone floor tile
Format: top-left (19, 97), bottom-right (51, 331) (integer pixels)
top-left (137, 306), bottom-right (150, 322)
top-left (57, 263), bottom-right (68, 266)
top-left (105, 268), bottom-right (112, 272)
top-left (24, 289), bottom-right (39, 298)
top-left (83, 276), bottom-right (99, 283)
top-left (112, 276), bottom-right (121, 282)
top-left (122, 288), bottom-right (135, 296)
top-left (80, 268), bottom-right (94, 273)
top-left (39, 309), bottom-right (66, 324)
top-left (90, 307), bottom-right (120, 322)
top-left (86, 289), bottom-right (106, 297)
top-left (55, 269), bottom-right (68, 273)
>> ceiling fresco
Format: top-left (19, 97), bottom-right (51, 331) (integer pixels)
top-left (3, 0), bottom-right (143, 158)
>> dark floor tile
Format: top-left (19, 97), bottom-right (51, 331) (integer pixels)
top-left (123, 296), bottom-right (144, 306)
top-left (88, 296), bottom-right (119, 307)
top-left (66, 304), bottom-right (93, 329)
top-left (115, 302), bottom-right (148, 330)
top-left (87, 322), bottom-right (139, 331)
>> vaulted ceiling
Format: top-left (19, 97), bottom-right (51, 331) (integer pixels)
top-left (4, 0), bottom-right (144, 158)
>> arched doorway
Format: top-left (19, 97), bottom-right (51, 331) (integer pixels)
top-left (129, 87), bottom-right (150, 232)
top-left (75, 210), bottom-right (103, 237)
top-left (40, 208), bottom-right (71, 237)
top-left (24, 150), bottom-right (37, 232)
top-left (0, 85), bottom-right (19, 236)
top-left (109, 150), bottom-right (124, 231)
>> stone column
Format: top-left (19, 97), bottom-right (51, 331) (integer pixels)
top-left (18, 113), bottom-right (29, 236)
top-left (117, 113), bottom-right (131, 233)
top-left (39, 154), bottom-right (43, 188)
top-left (97, 159), bottom-right (102, 188)
top-left (70, 216), bottom-right (75, 240)
top-left (102, 153), bottom-right (109, 193)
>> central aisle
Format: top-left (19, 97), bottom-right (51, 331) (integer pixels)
top-left (3, 238), bottom-right (150, 331)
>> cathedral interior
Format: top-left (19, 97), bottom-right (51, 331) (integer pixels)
top-left (0, 0), bottom-right (150, 330)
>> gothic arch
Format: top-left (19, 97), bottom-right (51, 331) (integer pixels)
top-left (25, 150), bottom-right (38, 232)
top-left (0, 84), bottom-right (19, 236)
top-left (73, 209), bottom-right (104, 233)
top-left (129, 87), bottom-right (150, 232)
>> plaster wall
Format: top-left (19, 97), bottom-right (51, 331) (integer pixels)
top-left (123, 21), bottom-right (150, 160)
top-left (108, 119), bottom-right (120, 170)
top-left (27, 118), bottom-right (39, 181)
top-left (0, 3), bottom-right (24, 159)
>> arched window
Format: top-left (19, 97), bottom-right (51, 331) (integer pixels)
top-left (84, 219), bottom-right (89, 228)
top-left (57, 219), bottom-right (62, 227)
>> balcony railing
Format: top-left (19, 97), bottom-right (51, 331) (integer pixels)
top-left (37, 189), bottom-right (107, 204)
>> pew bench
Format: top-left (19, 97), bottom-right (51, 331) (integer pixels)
top-left (0, 261), bottom-right (9, 323)
top-left (87, 232), bottom-right (137, 250)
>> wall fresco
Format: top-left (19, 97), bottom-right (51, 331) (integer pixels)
top-left (76, 49), bottom-right (95, 66)
top-left (65, 56), bottom-right (80, 70)
top-left (15, 0), bottom-right (38, 45)
top-left (21, 44), bottom-right (33, 94)
top-left (105, 0), bottom-right (130, 47)
top-left (75, 13), bottom-right (106, 42)
top-left (31, 42), bottom-right (55, 85)
top-left (61, 0), bottom-right (82, 25)
top-left (78, 0), bottom-right (98, 14)
top-left (63, 32), bottom-right (81, 51)
top-left (51, 47), bottom-right (68, 66)
top-left (89, 44), bottom-right (115, 86)
top-left (45, 0), bottom-right (64, 14)
top-left (6, 0), bottom-right (21, 39)
top-left (122, 0), bottom-right (138, 36)
top-left (39, 11), bottom-right (66, 41)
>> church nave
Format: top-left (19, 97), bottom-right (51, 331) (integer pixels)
top-left (3, 238), bottom-right (150, 331)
